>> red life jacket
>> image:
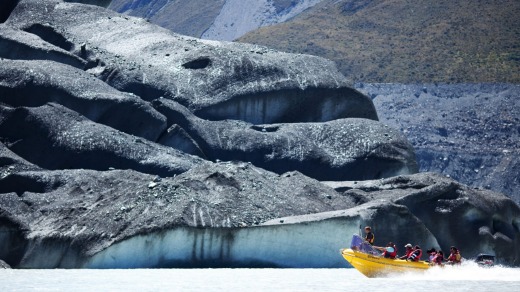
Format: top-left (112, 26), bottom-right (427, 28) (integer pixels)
top-left (433, 254), bottom-right (443, 264)
top-left (391, 246), bottom-right (398, 258)
top-left (384, 245), bottom-right (398, 259)
top-left (409, 249), bottom-right (422, 261)
top-left (448, 252), bottom-right (461, 263)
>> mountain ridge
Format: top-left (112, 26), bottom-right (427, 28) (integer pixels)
top-left (239, 0), bottom-right (520, 83)
top-left (109, 0), bottom-right (323, 41)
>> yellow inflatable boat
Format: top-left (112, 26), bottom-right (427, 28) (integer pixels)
top-left (341, 248), bottom-right (430, 277)
top-left (341, 234), bottom-right (430, 277)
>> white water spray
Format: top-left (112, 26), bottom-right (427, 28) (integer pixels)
top-left (391, 261), bottom-right (520, 281)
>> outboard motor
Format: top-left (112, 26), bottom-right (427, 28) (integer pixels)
top-left (476, 254), bottom-right (495, 267)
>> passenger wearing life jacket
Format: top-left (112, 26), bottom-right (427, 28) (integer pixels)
top-left (431, 250), bottom-right (444, 265)
top-left (399, 243), bottom-right (414, 260)
top-left (375, 242), bottom-right (397, 259)
top-left (447, 246), bottom-right (461, 264)
top-left (364, 226), bottom-right (374, 245)
top-left (407, 245), bottom-right (422, 262)
top-left (426, 248), bottom-right (437, 262)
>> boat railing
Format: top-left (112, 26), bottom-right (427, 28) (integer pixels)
top-left (350, 234), bottom-right (379, 255)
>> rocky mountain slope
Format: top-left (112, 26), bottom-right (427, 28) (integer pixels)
top-left (239, 0), bottom-right (520, 84)
top-left (108, 0), bottom-right (226, 38)
top-left (0, 0), bottom-right (519, 268)
top-left (109, 0), bottom-right (323, 41)
top-left (107, 0), bottom-right (520, 83)
top-left (357, 83), bottom-right (520, 204)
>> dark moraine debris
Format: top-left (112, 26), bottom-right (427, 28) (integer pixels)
top-left (0, 0), bottom-right (20, 23)
top-left (64, 0), bottom-right (112, 7)
top-left (358, 83), bottom-right (520, 204)
top-left (0, 161), bottom-right (356, 268)
top-left (153, 99), bottom-right (418, 181)
top-left (0, 103), bottom-right (202, 177)
top-left (0, 59), bottom-right (167, 141)
top-left (0, 259), bottom-right (12, 269)
top-left (181, 56), bottom-right (212, 69)
top-left (0, 142), bottom-right (39, 174)
top-left (0, 142), bottom-right (40, 205)
top-left (5, 0), bottom-right (377, 124)
top-left (0, 24), bottom-right (85, 68)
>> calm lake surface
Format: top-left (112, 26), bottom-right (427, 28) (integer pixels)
top-left (1, 264), bottom-right (519, 291)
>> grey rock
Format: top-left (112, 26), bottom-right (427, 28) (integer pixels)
top-left (0, 59), bottom-right (167, 141)
top-left (0, 0), bottom-right (20, 23)
top-left (158, 124), bottom-right (206, 158)
top-left (0, 161), bottom-right (356, 268)
top-left (154, 99), bottom-right (418, 181)
top-left (0, 259), bottom-right (11, 269)
top-left (6, 0), bottom-right (377, 124)
top-left (0, 24), bottom-right (85, 68)
top-left (0, 142), bottom-right (39, 173)
top-left (357, 83), bottom-right (520, 203)
top-left (64, 0), bottom-right (111, 7)
top-left (0, 103), bottom-right (202, 177)
top-left (0, 143), bottom-right (39, 197)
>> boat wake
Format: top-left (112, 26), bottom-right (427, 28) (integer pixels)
top-left (390, 261), bottom-right (520, 281)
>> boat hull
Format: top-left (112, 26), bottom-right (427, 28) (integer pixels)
top-left (341, 248), bottom-right (430, 278)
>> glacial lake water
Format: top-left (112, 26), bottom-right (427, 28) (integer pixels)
top-left (1, 264), bottom-right (520, 291)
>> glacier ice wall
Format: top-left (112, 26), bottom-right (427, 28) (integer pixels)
top-left (83, 220), bottom-right (361, 268)
top-left (81, 206), bottom-right (441, 269)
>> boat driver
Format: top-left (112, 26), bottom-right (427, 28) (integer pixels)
top-left (364, 226), bottom-right (374, 245)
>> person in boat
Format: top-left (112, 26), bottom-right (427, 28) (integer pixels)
top-left (364, 226), bottom-right (374, 245)
top-left (447, 246), bottom-right (462, 264)
top-left (431, 250), bottom-right (444, 265)
top-left (406, 245), bottom-right (422, 261)
top-left (374, 242), bottom-right (397, 259)
top-left (426, 248), bottom-right (437, 262)
top-left (399, 243), bottom-right (414, 260)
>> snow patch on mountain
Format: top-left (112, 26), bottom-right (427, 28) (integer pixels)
top-left (202, 0), bottom-right (323, 41)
